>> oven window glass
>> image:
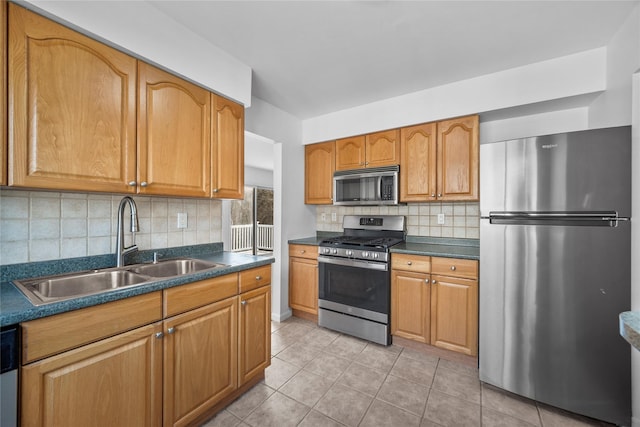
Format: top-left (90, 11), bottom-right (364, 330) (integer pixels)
top-left (319, 261), bottom-right (389, 314)
top-left (336, 176), bottom-right (378, 202)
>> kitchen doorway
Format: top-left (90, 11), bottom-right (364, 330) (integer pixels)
top-left (230, 186), bottom-right (273, 256)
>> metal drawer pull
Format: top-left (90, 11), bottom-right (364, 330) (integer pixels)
top-left (300, 250), bottom-right (305, 254)
top-left (140, 181), bottom-right (148, 187)
top-left (241, 300), bottom-right (247, 306)
top-left (155, 332), bottom-right (164, 339)
top-left (128, 180), bottom-right (137, 186)
top-left (407, 261), bottom-right (412, 265)
top-left (256, 275), bottom-right (262, 280)
top-left (167, 327), bottom-right (175, 334)
top-left (451, 266), bottom-right (456, 271)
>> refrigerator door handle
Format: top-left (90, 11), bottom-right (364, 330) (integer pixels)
top-left (488, 211), bottom-right (625, 227)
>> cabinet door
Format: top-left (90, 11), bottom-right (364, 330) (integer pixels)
top-left (289, 256), bottom-right (318, 315)
top-left (391, 270), bottom-right (430, 343)
top-left (431, 275), bottom-right (478, 356)
top-left (163, 297), bottom-right (238, 427)
top-left (400, 123), bottom-right (437, 202)
top-left (238, 285), bottom-right (271, 385)
top-left (335, 135), bottom-right (365, 171)
top-left (21, 323), bottom-right (163, 427)
top-left (436, 115), bottom-right (479, 201)
top-left (365, 129), bottom-right (400, 168)
top-left (8, 4), bottom-right (137, 193)
top-left (305, 141), bottom-right (335, 204)
top-left (1, 0), bottom-right (6, 186)
top-left (212, 95), bottom-right (244, 199)
top-left (138, 62), bottom-right (211, 197)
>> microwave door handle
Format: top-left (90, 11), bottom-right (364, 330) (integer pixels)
top-left (377, 176), bottom-right (383, 201)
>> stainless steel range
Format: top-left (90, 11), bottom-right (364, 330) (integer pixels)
top-left (318, 215), bottom-right (406, 345)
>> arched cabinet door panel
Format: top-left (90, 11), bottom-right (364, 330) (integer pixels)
top-left (8, 4), bottom-right (137, 193)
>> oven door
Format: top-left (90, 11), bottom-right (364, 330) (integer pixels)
top-left (318, 255), bottom-right (390, 317)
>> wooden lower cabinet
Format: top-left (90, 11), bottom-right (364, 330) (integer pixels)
top-left (430, 274), bottom-right (478, 356)
top-left (20, 265), bottom-right (272, 426)
top-left (391, 254), bottom-right (478, 356)
top-left (163, 297), bottom-right (238, 427)
top-left (238, 284), bottom-right (271, 386)
top-left (391, 269), bottom-right (430, 343)
top-left (288, 244), bottom-right (319, 318)
top-left (21, 322), bottom-right (164, 427)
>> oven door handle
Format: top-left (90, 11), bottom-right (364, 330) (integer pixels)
top-left (318, 255), bottom-right (388, 271)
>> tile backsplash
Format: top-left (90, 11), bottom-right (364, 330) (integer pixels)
top-left (316, 202), bottom-right (480, 239)
top-left (0, 189), bottom-right (223, 265)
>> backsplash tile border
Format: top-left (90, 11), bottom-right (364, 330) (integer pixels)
top-left (315, 202), bottom-right (480, 239)
top-left (0, 189), bottom-right (223, 265)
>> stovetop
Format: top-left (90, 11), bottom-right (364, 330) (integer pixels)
top-left (320, 235), bottom-right (403, 249)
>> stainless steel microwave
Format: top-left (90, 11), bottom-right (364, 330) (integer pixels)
top-left (333, 165), bottom-right (400, 206)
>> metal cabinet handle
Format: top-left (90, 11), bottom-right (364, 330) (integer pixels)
top-left (140, 181), bottom-right (148, 187)
top-left (432, 279), bottom-right (436, 284)
top-left (128, 180), bottom-right (137, 186)
top-left (155, 332), bottom-right (164, 339)
top-left (431, 193), bottom-right (435, 197)
top-left (407, 261), bottom-right (412, 265)
top-left (167, 327), bottom-right (176, 334)
top-left (256, 276), bottom-right (262, 281)
top-left (451, 266), bottom-right (456, 271)
top-left (213, 188), bottom-right (219, 193)
top-left (438, 193), bottom-right (442, 197)
top-left (241, 300), bottom-right (247, 306)
top-left (300, 250), bottom-right (305, 254)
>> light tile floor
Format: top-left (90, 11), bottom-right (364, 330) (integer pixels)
top-left (201, 317), bottom-right (614, 427)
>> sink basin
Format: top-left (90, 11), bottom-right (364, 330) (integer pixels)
top-left (128, 258), bottom-right (226, 278)
top-left (14, 269), bottom-right (151, 306)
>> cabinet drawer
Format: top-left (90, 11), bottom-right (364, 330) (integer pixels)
top-left (163, 273), bottom-right (238, 317)
top-left (21, 291), bottom-right (162, 364)
top-left (391, 253), bottom-right (431, 273)
top-left (289, 244), bottom-right (318, 260)
top-left (239, 265), bottom-right (272, 293)
top-left (431, 257), bottom-right (478, 279)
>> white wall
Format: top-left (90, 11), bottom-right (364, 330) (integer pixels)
top-left (589, 5), bottom-right (640, 128)
top-left (479, 107), bottom-right (589, 144)
top-left (632, 71), bottom-right (640, 427)
top-left (19, 0), bottom-right (251, 106)
top-left (302, 48), bottom-right (606, 144)
top-left (245, 97), bottom-right (315, 321)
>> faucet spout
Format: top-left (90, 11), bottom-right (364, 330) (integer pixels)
top-left (116, 196), bottom-right (139, 267)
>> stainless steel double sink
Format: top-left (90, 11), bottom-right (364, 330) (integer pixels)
top-left (13, 258), bottom-right (228, 306)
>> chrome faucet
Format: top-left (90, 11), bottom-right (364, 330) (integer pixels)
top-left (116, 196), bottom-right (139, 267)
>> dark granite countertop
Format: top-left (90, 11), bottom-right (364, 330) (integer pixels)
top-left (0, 243), bottom-right (274, 327)
top-left (288, 235), bottom-right (479, 260)
top-left (391, 237), bottom-right (479, 260)
top-left (288, 232), bottom-right (340, 246)
top-left (620, 311), bottom-right (640, 351)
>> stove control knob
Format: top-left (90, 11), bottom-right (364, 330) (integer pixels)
top-left (362, 251), bottom-right (369, 258)
top-left (373, 253), bottom-right (379, 259)
top-left (322, 248), bottom-right (329, 254)
top-left (332, 249), bottom-right (338, 254)
top-left (346, 250), bottom-right (353, 256)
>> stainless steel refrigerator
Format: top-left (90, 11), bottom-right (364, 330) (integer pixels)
top-left (479, 126), bottom-right (631, 425)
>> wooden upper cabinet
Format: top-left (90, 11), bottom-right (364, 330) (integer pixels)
top-left (1, 0), bottom-right (7, 186)
top-left (8, 4), bottom-right (137, 193)
top-left (335, 131), bottom-right (399, 171)
top-left (365, 129), bottom-right (400, 168)
top-left (436, 115), bottom-right (479, 201)
top-left (212, 95), bottom-right (244, 199)
top-left (400, 123), bottom-right (437, 202)
top-left (138, 62), bottom-right (210, 197)
top-left (335, 135), bottom-right (365, 171)
top-left (305, 141), bottom-right (335, 204)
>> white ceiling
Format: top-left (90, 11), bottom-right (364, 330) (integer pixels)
top-left (149, 1), bottom-right (638, 120)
